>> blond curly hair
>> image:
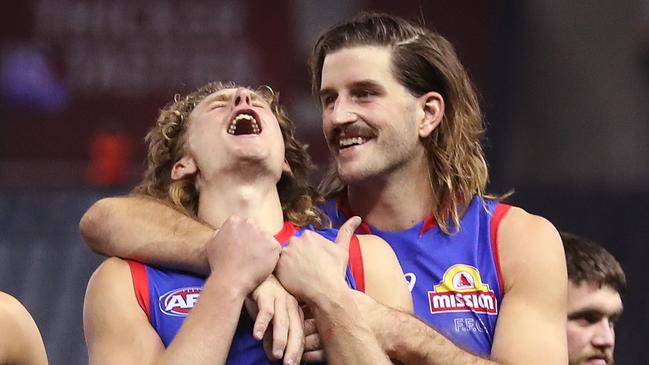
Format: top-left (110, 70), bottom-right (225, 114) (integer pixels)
top-left (134, 81), bottom-right (328, 228)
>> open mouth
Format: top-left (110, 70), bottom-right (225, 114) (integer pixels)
top-left (339, 136), bottom-right (368, 149)
top-left (227, 110), bottom-right (262, 135)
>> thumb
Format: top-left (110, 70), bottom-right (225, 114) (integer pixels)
top-left (335, 216), bottom-right (361, 252)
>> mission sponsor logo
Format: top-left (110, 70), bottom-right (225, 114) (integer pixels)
top-left (159, 287), bottom-right (202, 316)
top-left (428, 264), bottom-right (497, 315)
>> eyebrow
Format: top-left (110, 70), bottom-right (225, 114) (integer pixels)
top-left (204, 92), bottom-right (231, 104)
top-left (568, 306), bottom-right (624, 320)
top-left (203, 90), bottom-right (266, 105)
top-left (351, 80), bottom-right (385, 91)
top-left (318, 87), bottom-right (335, 99)
top-left (319, 79), bottom-right (386, 98)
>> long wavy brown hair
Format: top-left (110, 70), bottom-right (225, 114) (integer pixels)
top-left (310, 12), bottom-right (502, 234)
top-left (133, 81), bottom-right (328, 228)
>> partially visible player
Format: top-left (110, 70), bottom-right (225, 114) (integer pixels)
top-left (0, 291), bottom-right (48, 365)
top-left (561, 232), bottom-right (625, 365)
top-left (83, 82), bottom-right (411, 365)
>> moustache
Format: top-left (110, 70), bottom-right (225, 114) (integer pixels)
top-left (580, 351), bottom-right (613, 365)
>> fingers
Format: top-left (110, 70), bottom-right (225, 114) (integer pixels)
top-left (304, 332), bottom-right (321, 352)
top-left (302, 350), bottom-right (326, 363)
top-left (272, 295), bottom-right (289, 360)
top-left (336, 216), bottom-right (362, 252)
top-left (252, 294), bottom-right (274, 340)
top-left (303, 318), bottom-right (323, 360)
top-left (283, 297), bottom-right (305, 365)
top-left (303, 317), bottom-right (317, 336)
top-left (262, 329), bottom-right (274, 361)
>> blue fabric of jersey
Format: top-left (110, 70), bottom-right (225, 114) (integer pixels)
top-left (139, 225), bottom-right (357, 364)
top-left (321, 195), bottom-right (503, 357)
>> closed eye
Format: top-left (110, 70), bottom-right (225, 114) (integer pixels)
top-left (209, 102), bottom-right (227, 109)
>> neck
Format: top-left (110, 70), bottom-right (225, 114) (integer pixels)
top-left (198, 173), bottom-right (285, 235)
top-left (347, 156), bottom-right (434, 231)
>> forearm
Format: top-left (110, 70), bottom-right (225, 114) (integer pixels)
top-left (372, 307), bottom-right (498, 365)
top-left (80, 195), bottom-right (213, 275)
top-left (312, 289), bottom-right (391, 365)
top-left (158, 276), bottom-right (246, 365)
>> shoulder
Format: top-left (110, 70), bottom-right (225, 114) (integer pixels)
top-left (0, 292), bottom-right (47, 365)
top-left (84, 257), bottom-right (150, 340)
top-left (85, 257), bottom-right (137, 310)
top-left (90, 257), bottom-right (133, 283)
top-left (497, 206), bottom-right (565, 291)
top-left (0, 291), bottom-right (26, 316)
top-left (356, 235), bottom-right (412, 312)
top-left (356, 234), bottom-right (396, 259)
top-left (498, 206), bottom-right (561, 250)
top-left (0, 291), bottom-right (34, 332)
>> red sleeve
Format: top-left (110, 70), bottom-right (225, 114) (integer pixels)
top-left (348, 235), bottom-right (365, 293)
top-left (127, 260), bottom-right (152, 322)
top-left (490, 204), bottom-right (511, 296)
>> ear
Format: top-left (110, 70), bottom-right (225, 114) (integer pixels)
top-left (171, 156), bottom-right (197, 180)
top-left (418, 91), bottom-right (445, 138)
top-left (282, 159), bottom-right (294, 177)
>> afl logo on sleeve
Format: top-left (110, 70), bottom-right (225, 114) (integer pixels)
top-left (159, 287), bottom-right (202, 316)
top-left (428, 265), bottom-right (498, 315)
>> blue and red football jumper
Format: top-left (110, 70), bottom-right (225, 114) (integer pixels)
top-left (322, 195), bottom-right (510, 357)
top-left (128, 222), bottom-right (365, 365)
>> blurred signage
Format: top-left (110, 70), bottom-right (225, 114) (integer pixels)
top-left (33, 0), bottom-right (259, 95)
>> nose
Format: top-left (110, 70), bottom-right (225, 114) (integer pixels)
top-left (331, 98), bottom-right (358, 126)
top-left (592, 319), bottom-right (615, 349)
top-left (233, 88), bottom-right (252, 107)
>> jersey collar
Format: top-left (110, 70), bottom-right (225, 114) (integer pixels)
top-left (336, 195), bottom-right (438, 235)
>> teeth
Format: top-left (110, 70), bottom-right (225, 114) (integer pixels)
top-left (339, 137), bottom-right (367, 148)
top-left (227, 113), bottom-right (260, 135)
top-left (235, 114), bottom-right (254, 122)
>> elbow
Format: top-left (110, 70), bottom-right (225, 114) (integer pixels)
top-left (79, 198), bottom-right (112, 255)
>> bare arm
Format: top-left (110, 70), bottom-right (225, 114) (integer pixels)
top-left (84, 257), bottom-right (174, 365)
top-left (81, 196), bottom-right (305, 364)
top-left (354, 208), bottom-right (568, 365)
top-left (277, 217), bottom-right (392, 365)
top-left (358, 234), bottom-right (413, 312)
top-left (84, 257), bottom-right (248, 365)
top-left (352, 296), bottom-right (498, 365)
top-left (0, 292), bottom-right (48, 365)
top-left (79, 195), bottom-right (213, 275)
top-left (301, 233), bottom-right (414, 363)
top-left (489, 207), bottom-right (568, 364)
top-left (312, 288), bottom-right (391, 365)
top-left (84, 217), bottom-right (282, 365)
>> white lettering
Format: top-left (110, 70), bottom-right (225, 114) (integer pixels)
top-left (464, 294), bottom-right (473, 307)
top-left (453, 318), bottom-right (490, 333)
top-left (454, 318), bottom-right (466, 332)
top-left (165, 295), bottom-right (187, 311)
top-left (481, 294), bottom-right (494, 310)
top-left (186, 293), bottom-right (200, 308)
top-left (476, 319), bottom-right (487, 333)
top-left (433, 295), bottom-right (452, 308)
top-left (455, 293), bottom-right (464, 306)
